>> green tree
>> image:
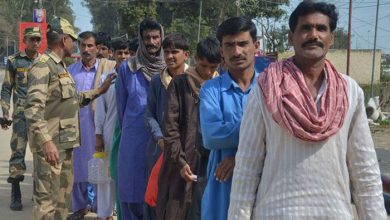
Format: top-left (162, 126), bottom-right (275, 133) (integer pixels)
top-left (117, 1), bottom-right (158, 37)
top-left (83, 0), bottom-right (290, 54)
top-left (331, 27), bottom-right (348, 49)
top-left (82, 0), bottom-right (120, 35)
top-left (0, 0), bottom-right (75, 56)
top-left (262, 24), bottom-right (289, 53)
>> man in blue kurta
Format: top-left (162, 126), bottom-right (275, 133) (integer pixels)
top-left (68, 31), bottom-right (116, 216)
top-left (199, 17), bottom-right (270, 220)
top-left (116, 19), bottom-right (165, 220)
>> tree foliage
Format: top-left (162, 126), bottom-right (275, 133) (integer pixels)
top-left (332, 27), bottom-right (348, 49)
top-left (84, 0), bottom-right (290, 52)
top-left (0, 0), bottom-right (75, 56)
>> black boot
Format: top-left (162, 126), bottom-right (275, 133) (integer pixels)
top-left (10, 182), bottom-right (23, 211)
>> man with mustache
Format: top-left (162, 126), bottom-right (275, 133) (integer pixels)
top-left (25, 17), bottom-right (116, 219)
top-left (199, 17), bottom-right (270, 220)
top-left (0, 26), bottom-right (42, 211)
top-left (116, 19), bottom-right (165, 220)
top-left (67, 31), bottom-right (116, 218)
top-left (228, 1), bottom-right (386, 219)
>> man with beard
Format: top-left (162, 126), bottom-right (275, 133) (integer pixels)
top-left (67, 31), bottom-right (116, 218)
top-left (228, 1), bottom-right (386, 219)
top-left (25, 17), bottom-right (116, 220)
top-left (1, 26), bottom-right (42, 211)
top-left (116, 19), bottom-right (165, 220)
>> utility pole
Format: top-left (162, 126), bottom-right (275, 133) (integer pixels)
top-left (370, 0), bottom-right (380, 98)
top-left (197, 0), bottom-right (202, 43)
top-left (13, 40), bottom-right (16, 55)
top-left (236, 0), bottom-right (240, 16)
top-left (346, 0), bottom-right (352, 76)
top-left (6, 36), bottom-right (9, 58)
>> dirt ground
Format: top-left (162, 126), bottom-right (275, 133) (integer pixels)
top-left (371, 124), bottom-right (390, 175)
top-left (372, 125), bottom-right (390, 149)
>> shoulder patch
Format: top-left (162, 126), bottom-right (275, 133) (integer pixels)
top-left (38, 54), bottom-right (50, 63)
top-left (8, 55), bottom-right (16, 63)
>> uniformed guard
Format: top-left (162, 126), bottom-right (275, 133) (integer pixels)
top-left (0, 26), bottom-right (42, 211)
top-left (25, 17), bottom-right (115, 220)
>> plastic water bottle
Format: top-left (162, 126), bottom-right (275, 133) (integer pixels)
top-left (88, 152), bottom-right (109, 184)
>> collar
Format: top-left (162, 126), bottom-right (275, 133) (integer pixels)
top-left (80, 59), bottom-right (99, 72)
top-left (19, 50), bottom-right (28, 57)
top-left (47, 50), bottom-right (62, 64)
top-left (221, 69), bottom-right (259, 92)
top-left (315, 68), bottom-right (329, 103)
top-left (20, 50), bottom-right (40, 59)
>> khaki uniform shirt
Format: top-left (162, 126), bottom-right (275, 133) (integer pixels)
top-left (25, 50), bottom-right (100, 152)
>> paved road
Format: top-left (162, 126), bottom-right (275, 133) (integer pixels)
top-left (0, 68), bottom-right (33, 218)
top-left (0, 69), bottom-right (103, 219)
top-left (0, 126), bottom-right (34, 219)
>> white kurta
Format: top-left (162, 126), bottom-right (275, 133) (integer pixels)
top-left (95, 70), bottom-right (117, 157)
top-left (94, 70), bottom-right (117, 218)
top-left (228, 75), bottom-right (386, 220)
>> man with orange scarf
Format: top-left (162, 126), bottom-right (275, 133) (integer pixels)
top-left (229, 1), bottom-right (386, 219)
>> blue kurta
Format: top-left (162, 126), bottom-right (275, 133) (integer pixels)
top-left (199, 71), bottom-right (260, 220)
top-left (68, 60), bottom-right (99, 183)
top-left (116, 61), bottom-right (150, 203)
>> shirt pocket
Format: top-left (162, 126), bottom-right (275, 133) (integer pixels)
top-left (16, 69), bottom-right (27, 84)
top-left (59, 77), bottom-right (76, 99)
top-left (59, 118), bottom-right (77, 143)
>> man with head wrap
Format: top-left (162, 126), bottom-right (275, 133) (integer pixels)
top-left (116, 19), bottom-right (165, 219)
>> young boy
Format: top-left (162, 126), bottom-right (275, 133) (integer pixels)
top-left (144, 33), bottom-right (189, 220)
top-left (156, 37), bottom-right (221, 220)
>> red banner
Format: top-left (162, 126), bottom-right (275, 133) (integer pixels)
top-left (19, 22), bottom-right (47, 54)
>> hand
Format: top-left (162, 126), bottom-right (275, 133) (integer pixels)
top-left (214, 157), bottom-right (235, 182)
top-left (1, 117), bottom-right (10, 130)
top-left (98, 73), bottom-right (117, 95)
top-left (95, 134), bottom-right (104, 152)
top-left (157, 138), bottom-right (164, 150)
top-left (180, 164), bottom-right (195, 182)
top-left (42, 140), bottom-right (59, 166)
top-left (1, 117), bottom-right (9, 130)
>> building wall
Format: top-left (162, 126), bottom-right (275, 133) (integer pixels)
top-left (279, 49), bottom-right (381, 84)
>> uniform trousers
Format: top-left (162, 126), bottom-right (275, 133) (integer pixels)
top-left (8, 111), bottom-right (28, 181)
top-left (32, 149), bottom-right (73, 220)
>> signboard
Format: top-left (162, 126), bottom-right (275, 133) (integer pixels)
top-left (33, 9), bottom-right (46, 23)
top-left (19, 22), bottom-right (47, 54)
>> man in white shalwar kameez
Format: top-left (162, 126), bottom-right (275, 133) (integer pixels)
top-left (228, 1), bottom-right (387, 219)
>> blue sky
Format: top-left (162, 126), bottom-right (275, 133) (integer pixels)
top-left (288, 0), bottom-right (390, 53)
top-left (70, 0), bottom-right (93, 32)
top-left (70, 0), bottom-right (390, 53)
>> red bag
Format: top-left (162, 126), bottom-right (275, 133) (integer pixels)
top-left (145, 154), bottom-right (163, 207)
